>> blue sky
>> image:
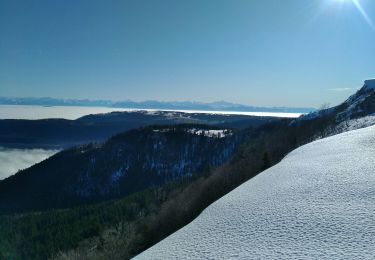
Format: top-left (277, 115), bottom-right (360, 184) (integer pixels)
top-left (0, 0), bottom-right (374, 108)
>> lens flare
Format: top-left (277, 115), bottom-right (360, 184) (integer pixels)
top-left (352, 0), bottom-right (375, 30)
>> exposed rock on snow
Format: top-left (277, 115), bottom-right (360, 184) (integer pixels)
top-left (136, 125), bottom-right (375, 259)
top-left (363, 79), bottom-right (375, 91)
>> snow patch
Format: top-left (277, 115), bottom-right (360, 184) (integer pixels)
top-left (152, 129), bottom-right (172, 133)
top-left (111, 168), bottom-right (125, 183)
top-left (187, 129), bottom-right (232, 138)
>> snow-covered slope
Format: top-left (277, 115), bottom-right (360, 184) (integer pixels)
top-left (136, 125), bottom-right (375, 259)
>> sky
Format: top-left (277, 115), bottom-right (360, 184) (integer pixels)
top-left (0, 0), bottom-right (374, 108)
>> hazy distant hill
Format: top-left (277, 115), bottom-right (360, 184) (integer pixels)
top-left (0, 111), bottom-right (274, 149)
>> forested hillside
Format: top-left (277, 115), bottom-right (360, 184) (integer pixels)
top-left (0, 125), bottom-right (244, 215)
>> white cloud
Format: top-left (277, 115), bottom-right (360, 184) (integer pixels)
top-left (328, 88), bottom-right (353, 92)
top-left (0, 147), bottom-right (58, 180)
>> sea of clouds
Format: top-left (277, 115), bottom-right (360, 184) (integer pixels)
top-left (0, 147), bottom-right (58, 180)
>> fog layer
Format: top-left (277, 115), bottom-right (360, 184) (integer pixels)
top-left (0, 105), bottom-right (302, 120)
top-left (0, 147), bottom-right (58, 180)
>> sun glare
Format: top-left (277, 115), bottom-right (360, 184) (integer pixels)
top-left (331, 0), bottom-right (375, 30)
top-left (352, 0), bottom-right (375, 30)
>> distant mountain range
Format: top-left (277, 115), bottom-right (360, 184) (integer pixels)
top-left (0, 96), bottom-right (315, 113)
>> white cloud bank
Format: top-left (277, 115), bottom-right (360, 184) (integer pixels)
top-left (0, 147), bottom-right (58, 180)
top-left (0, 105), bottom-right (303, 120)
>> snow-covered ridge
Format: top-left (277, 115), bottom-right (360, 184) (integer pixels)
top-left (136, 125), bottom-right (375, 259)
top-left (301, 79), bottom-right (375, 122)
top-left (336, 79), bottom-right (375, 122)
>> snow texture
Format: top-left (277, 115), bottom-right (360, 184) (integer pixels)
top-left (136, 125), bottom-right (375, 260)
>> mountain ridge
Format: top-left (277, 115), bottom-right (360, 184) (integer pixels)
top-left (294, 80), bottom-right (375, 140)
